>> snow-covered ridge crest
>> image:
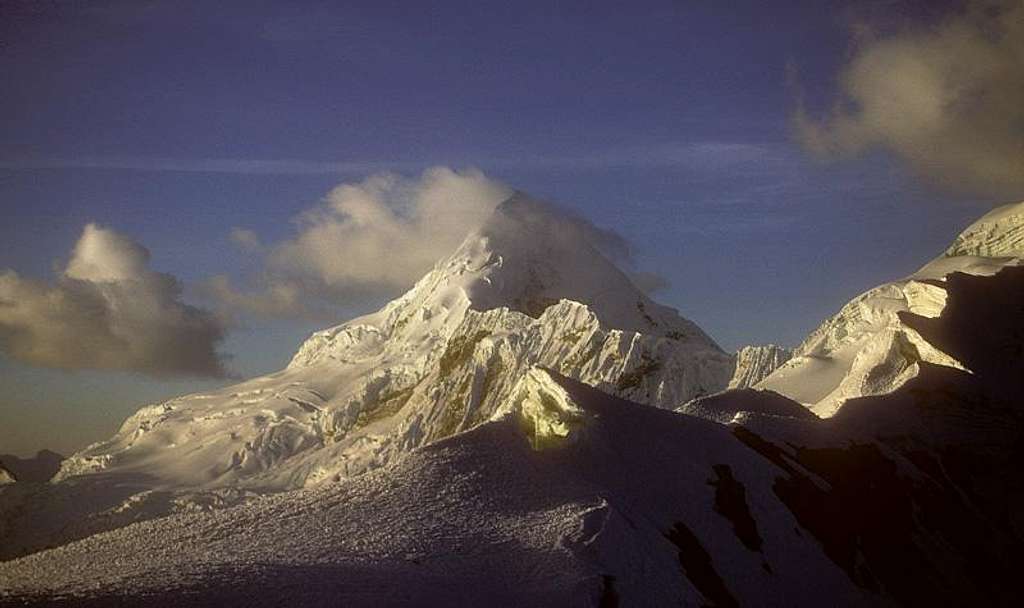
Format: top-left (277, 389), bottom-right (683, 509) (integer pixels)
top-left (55, 193), bottom-right (732, 490)
top-left (758, 200), bottom-right (1024, 417)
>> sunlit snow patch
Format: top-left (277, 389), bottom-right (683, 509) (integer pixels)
top-left (494, 367), bottom-right (590, 449)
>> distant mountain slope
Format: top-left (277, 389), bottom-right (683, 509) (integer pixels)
top-left (757, 200), bottom-right (1024, 416)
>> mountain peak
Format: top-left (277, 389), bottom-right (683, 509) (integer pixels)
top-left (449, 193), bottom-right (718, 343)
top-left (54, 192), bottom-right (733, 492)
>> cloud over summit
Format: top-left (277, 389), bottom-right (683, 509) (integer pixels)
top-left (207, 167), bottom-right (513, 319)
top-left (206, 166), bottom-right (667, 320)
top-left (0, 224), bottom-right (229, 377)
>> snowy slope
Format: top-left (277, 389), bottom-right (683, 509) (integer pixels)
top-left (757, 200), bottom-right (1024, 416)
top-left (52, 195), bottom-right (732, 493)
top-left (0, 369), bottom-right (874, 606)
top-left (4, 356), bottom-right (1023, 606)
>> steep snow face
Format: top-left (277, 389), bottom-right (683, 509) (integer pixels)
top-left (727, 345), bottom-right (791, 389)
top-left (56, 195), bottom-right (732, 491)
top-left (759, 200), bottom-right (1024, 417)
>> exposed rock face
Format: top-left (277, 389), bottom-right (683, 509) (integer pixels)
top-left (727, 345), bottom-right (791, 389)
top-left (757, 201), bottom-right (1024, 417)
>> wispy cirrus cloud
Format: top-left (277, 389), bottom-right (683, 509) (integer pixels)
top-left (0, 141), bottom-right (787, 176)
top-left (0, 156), bottom-right (416, 175)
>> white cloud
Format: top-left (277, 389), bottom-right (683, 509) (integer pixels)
top-left (65, 224), bottom-right (150, 281)
top-left (270, 167), bottom-right (512, 289)
top-left (205, 167), bottom-right (512, 318)
top-left (0, 224), bottom-right (229, 377)
top-left (205, 166), bottom-right (667, 319)
top-left (793, 1), bottom-right (1024, 199)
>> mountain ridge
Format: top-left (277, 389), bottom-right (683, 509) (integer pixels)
top-left (753, 200), bottom-right (1024, 416)
top-left (53, 194), bottom-right (733, 492)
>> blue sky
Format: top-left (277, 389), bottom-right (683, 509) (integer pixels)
top-left (2, 0), bottom-right (1016, 456)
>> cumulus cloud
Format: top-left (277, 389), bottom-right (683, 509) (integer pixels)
top-left (271, 167), bottom-right (512, 289)
top-left (793, 0), bottom-right (1024, 198)
top-left (0, 224), bottom-right (229, 377)
top-left (206, 167), bottom-right (512, 318)
top-left (205, 166), bottom-right (667, 319)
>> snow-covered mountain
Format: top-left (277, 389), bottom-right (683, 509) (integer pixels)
top-left (4, 199), bottom-right (1024, 606)
top-left (4, 356), bottom-right (1022, 606)
top-left (55, 194), bottom-right (733, 492)
top-left (756, 200), bottom-right (1024, 416)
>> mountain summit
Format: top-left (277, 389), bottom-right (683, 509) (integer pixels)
top-left (56, 194), bottom-right (733, 492)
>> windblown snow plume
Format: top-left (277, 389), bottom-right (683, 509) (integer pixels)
top-left (0, 224), bottom-right (228, 377)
